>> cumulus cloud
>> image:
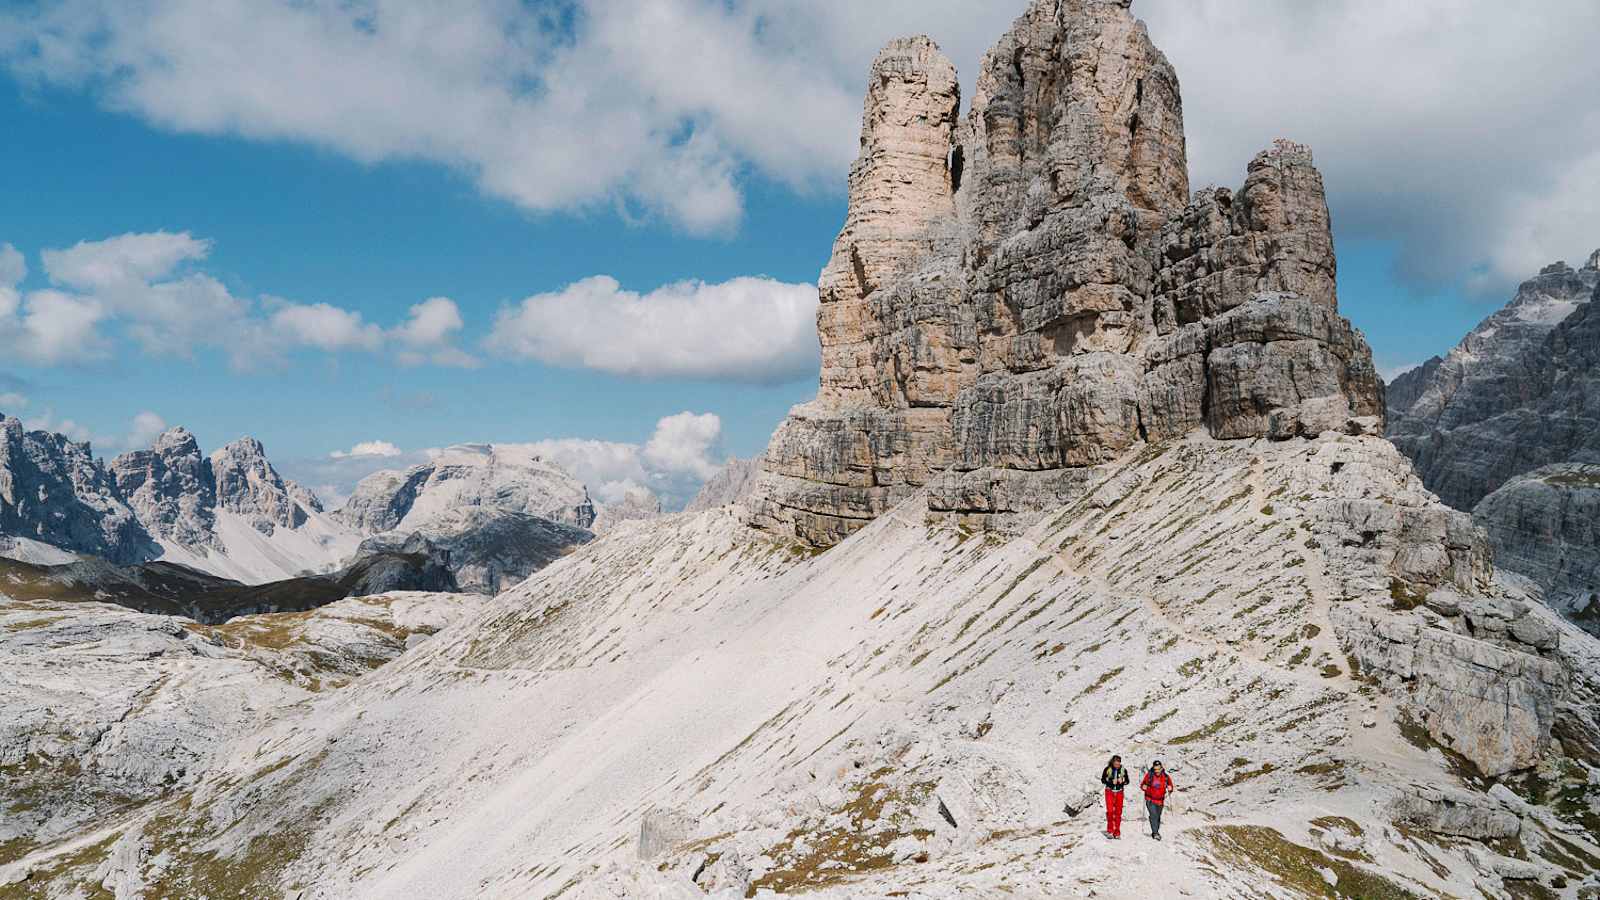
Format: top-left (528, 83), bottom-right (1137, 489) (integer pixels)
top-left (124, 410), bottom-right (168, 449)
top-left (330, 440), bottom-right (403, 459)
top-left (292, 412), bottom-right (731, 512)
top-left (268, 302), bottom-right (384, 352)
top-left (487, 275), bottom-right (819, 382)
top-left (390, 297), bottom-right (478, 368)
top-left (0, 233), bottom-right (483, 368)
top-left (5, 1), bottom-right (1594, 292)
top-left (0, 391), bottom-right (27, 410)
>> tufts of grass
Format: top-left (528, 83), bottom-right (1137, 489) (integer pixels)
top-left (1197, 825), bottom-right (1419, 899)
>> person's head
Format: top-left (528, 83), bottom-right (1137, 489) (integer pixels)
top-left (1151, 760), bottom-right (1164, 773)
top-left (1109, 754), bottom-right (1122, 770)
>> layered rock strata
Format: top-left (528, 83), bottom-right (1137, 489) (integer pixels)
top-left (1388, 253), bottom-right (1600, 511)
top-left (748, 0), bottom-right (1382, 545)
top-left (0, 414), bottom-right (152, 563)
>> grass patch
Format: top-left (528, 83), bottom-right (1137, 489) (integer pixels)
top-left (1169, 715), bottom-right (1236, 746)
top-left (749, 775), bottom-right (935, 894)
top-left (1197, 825), bottom-right (1419, 899)
top-left (1388, 579), bottom-right (1426, 612)
top-left (1079, 666), bottom-right (1124, 697)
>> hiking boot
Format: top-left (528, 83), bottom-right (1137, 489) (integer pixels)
top-left (1153, 833), bottom-right (1162, 841)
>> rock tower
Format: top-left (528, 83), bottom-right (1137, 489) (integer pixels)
top-left (749, 0), bottom-right (1384, 544)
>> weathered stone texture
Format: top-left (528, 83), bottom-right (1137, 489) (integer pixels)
top-left (1388, 256), bottom-right (1600, 511)
top-left (748, 0), bottom-right (1385, 545)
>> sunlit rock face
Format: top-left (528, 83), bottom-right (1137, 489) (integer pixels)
top-left (748, 0), bottom-right (1382, 546)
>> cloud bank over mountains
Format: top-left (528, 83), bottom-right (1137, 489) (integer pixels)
top-left (292, 411), bottom-right (730, 512)
top-left (0, 233), bottom-right (477, 369)
top-left (2, 0), bottom-right (1595, 294)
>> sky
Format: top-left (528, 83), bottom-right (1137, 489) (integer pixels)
top-left (0, 0), bottom-right (1595, 509)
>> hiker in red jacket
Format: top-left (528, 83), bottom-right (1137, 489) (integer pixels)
top-left (1141, 760), bottom-right (1174, 840)
top-left (1100, 754), bottom-right (1129, 838)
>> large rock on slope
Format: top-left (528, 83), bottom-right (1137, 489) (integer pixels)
top-left (356, 507), bottom-right (590, 595)
top-left (590, 486), bottom-right (662, 535)
top-left (336, 444), bottom-right (595, 534)
top-left (747, 0), bottom-right (1382, 546)
top-left (0, 413), bottom-right (152, 564)
top-left (1388, 253), bottom-right (1600, 510)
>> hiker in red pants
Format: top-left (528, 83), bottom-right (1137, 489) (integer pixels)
top-left (1100, 754), bottom-right (1130, 838)
top-left (1141, 760), bottom-right (1175, 840)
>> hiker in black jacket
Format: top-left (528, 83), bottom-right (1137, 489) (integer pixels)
top-left (1100, 754), bottom-right (1130, 838)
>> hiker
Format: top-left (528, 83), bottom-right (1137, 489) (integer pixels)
top-left (1100, 754), bottom-right (1130, 838)
top-left (1141, 760), bottom-right (1174, 840)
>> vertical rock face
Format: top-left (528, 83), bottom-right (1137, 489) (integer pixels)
top-left (748, 0), bottom-right (1383, 545)
top-left (1386, 255), bottom-right (1600, 628)
top-left (1474, 466), bottom-right (1600, 632)
top-left (110, 427), bottom-right (221, 551)
top-left (210, 437), bottom-right (311, 535)
top-left (1387, 256), bottom-right (1600, 511)
top-left (0, 414), bottom-right (151, 564)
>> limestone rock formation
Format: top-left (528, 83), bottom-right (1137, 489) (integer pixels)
top-left (209, 436), bottom-right (312, 535)
top-left (684, 455), bottom-right (765, 512)
top-left (0, 413), bottom-right (152, 564)
top-left (1388, 254), bottom-right (1600, 511)
top-left (335, 444), bottom-right (595, 534)
top-left (109, 426), bottom-right (220, 551)
top-left (590, 486), bottom-right (663, 535)
top-left (356, 507), bottom-right (590, 595)
top-left (748, 1), bottom-right (1381, 546)
top-left (1475, 464), bottom-right (1600, 632)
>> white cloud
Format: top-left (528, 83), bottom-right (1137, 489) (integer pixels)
top-left (487, 275), bottom-right (819, 382)
top-left (330, 440), bottom-right (403, 459)
top-left (281, 412), bottom-right (727, 513)
top-left (124, 410), bottom-right (167, 449)
top-left (390, 296), bottom-right (478, 368)
top-left (268, 302), bottom-right (384, 352)
top-left (5, 1), bottom-right (1594, 291)
top-left (641, 411), bottom-right (723, 480)
top-left (0, 234), bottom-right (483, 368)
top-left (23, 409), bottom-right (96, 444)
top-left (11, 289), bottom-right (109, 364)
top-left (41, 230), bottom-right (210, 291)
top-left (0, 243), bottom-right (24, 288)
top-left (0, 391), bottom-right (26, 410)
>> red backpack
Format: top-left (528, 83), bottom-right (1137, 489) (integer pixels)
top-left (1141, 771), bottom-right (1172, 803)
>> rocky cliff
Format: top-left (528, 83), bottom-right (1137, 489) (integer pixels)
top-left (0, 414), bottom-right (153, 564)
top-left (1387, 253), bottom-right (1600, 631)
top-left (0, 420), bottom-right (357, 583)
top-left (336, 443), bottom-right (595, 534)
top-left (1476, 464), bottom-right (1600, 632)
top-left (748, 2), bottom-right (1381, 545)
top-left (1388, 252), bottom-right (1600, 511)
top-left (684, 455), bottom-right (765, 512)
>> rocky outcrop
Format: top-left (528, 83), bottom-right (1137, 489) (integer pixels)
top-left (0, 414), bottom-right (152, 564)
top-left (590, 486), bottom-right (663, 535)
top-left (209, 437), bottom-right (311, 535)
top-left (748, 0), bottom-right (1382, 546)
top-left (335, 444), bottom-right (595, 534)
top-left (1388, 254), bottom-right (1600, 511)
top-left (356, 507), bottom-right (590, 595)
top-left (109, 427), bottom-right (220, 551)
top-left (1386, 255), bottom-right (1600, 630)
top-left (685, 455), bottom-right (765, 512)
top-left (1474, 464), bottom-right (1600, 632)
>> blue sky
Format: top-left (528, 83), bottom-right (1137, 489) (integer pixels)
top-left (0, 0), bottom-right (1594, 507)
